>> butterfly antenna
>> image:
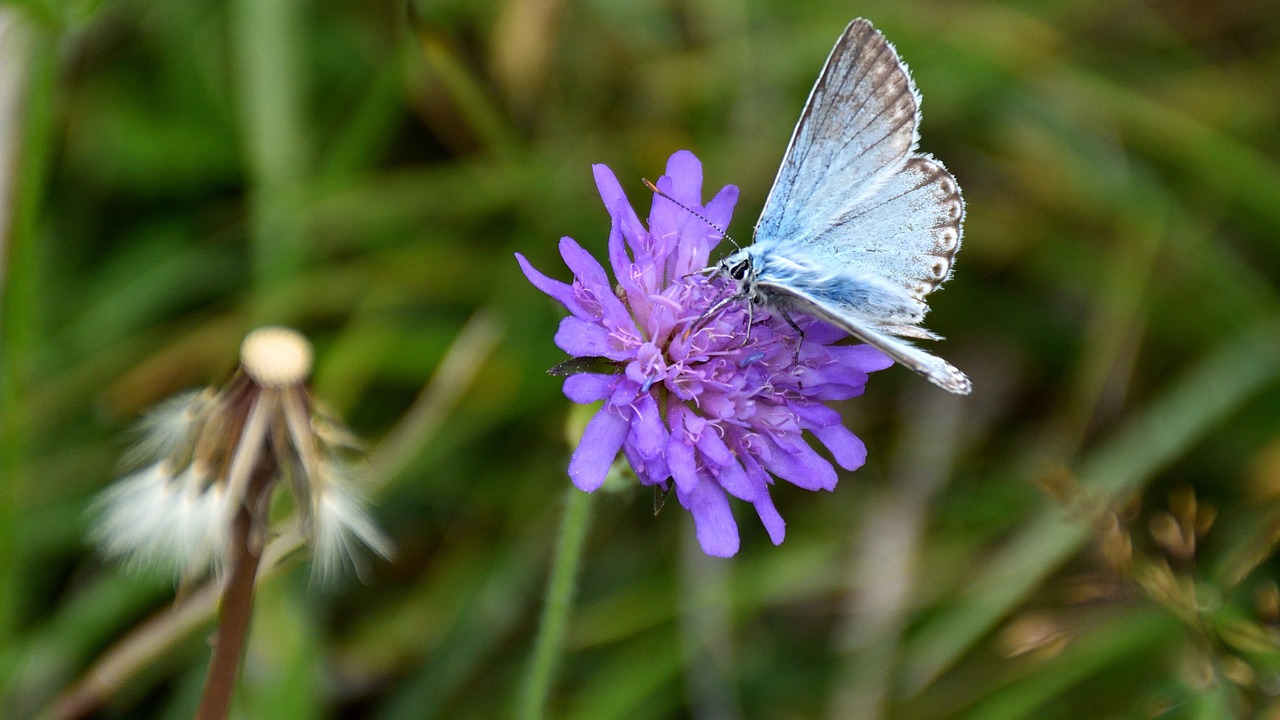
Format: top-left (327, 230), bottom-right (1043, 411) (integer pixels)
top-left (642, 178), bottom-right (745, 340)
top-left (642, 178), bottom-right (741, 251)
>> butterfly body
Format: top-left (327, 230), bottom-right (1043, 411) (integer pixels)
top-left (716, 18), bottom-right (971, 394)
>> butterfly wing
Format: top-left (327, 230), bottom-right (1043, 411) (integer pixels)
top-left (744, 18), bottom-right (969, 393)
top-left (755, 18), bottom-right (921, 249)
top-left (756, 19), bottom-right (964, 307)
top-left (755, 277), bottom-right (972, 395)
top-left (815, 154), bottom-right (964, 302)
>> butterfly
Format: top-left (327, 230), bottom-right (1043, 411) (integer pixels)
top-left (715, 18), bottom-right (971, 394)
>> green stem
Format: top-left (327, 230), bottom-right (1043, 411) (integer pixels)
top-left (1, 17), bottom-right (54, 666)
top-left (517, 486), bottom-right (593, 720)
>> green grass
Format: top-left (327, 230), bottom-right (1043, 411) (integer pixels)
top-left (2, 0), bottom-right (1280, 717)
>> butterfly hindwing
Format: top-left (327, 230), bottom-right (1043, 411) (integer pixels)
top-left (808, 154), bottom-right (964, 301)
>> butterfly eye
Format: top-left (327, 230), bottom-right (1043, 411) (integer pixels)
top-left (729, 260), bottom-right (750, 281)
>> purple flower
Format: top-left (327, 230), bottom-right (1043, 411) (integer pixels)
top-left (516, 150), bottom-right (893, 557)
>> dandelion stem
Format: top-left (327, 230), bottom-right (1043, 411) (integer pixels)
top-left (517, 486), bottom-right (593, 720)
top-left (195, 464), bottom-right (276, 720)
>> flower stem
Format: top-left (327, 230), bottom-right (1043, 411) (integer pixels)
top-left (517, 486), bottom-right (593, 720)
top-left (195, 465), bottom-right (275, 720)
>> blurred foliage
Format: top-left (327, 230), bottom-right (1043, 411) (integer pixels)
top-left (2, 0), bottom-right (1280, 718)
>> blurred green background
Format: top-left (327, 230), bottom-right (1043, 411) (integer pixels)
top-left (3, 0), bottom-right (1280, 717)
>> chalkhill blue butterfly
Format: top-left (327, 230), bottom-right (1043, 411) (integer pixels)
top-left (712, 18), bottom-right (971, 394)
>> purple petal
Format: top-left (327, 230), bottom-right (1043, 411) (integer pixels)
top-left (592, 164), bottom-right (631, 223)
top-left (630, 393), bottom-right (667, 458)
top-left (794, 318), bottom-right (846, 345)
top-left (626, 342), bottom-right (668, 388)
top-left (789, 401), bottom-right (842, 427)
top-left (810, 423), bottom-right (868, 471)
top-left (761, 438), bottom-right (838, 492)
top-left (647, 166), bottom-right (693, 245)
top-left (739, 448), bottom-right (776, 489)
top-left (803, 379), bottom-right (865, 399)
top-left (681, 478), bottom-right (739, 558)
top-left (674, 182), bottom-right (739, 275)
top-left (674, 404), bottom-right (706, 442)
top-left (554, 317), bottom-right (631, 360)
top-left (694, 422), bottom-right (735, 468)
top-left (664, 150), bottom-right (703, 205)
top-left (655, 152), bottom-right (721, 278)
top-left (704, 183), bottom-right (740, 238)
top-left (558, 237), bottom-right (632, 328)
top-left (831, 344), bottom-right (895, 372)
top-left (568, 407), bottom-right (629, 491)
top-left (711, 457), bottom-right (760, 503)
top-left (752, 493), bottom-right (786, 545)
top-left (515, 252), bottom-right (582, 316)
top-left (607, 222), bottom-right (644, 299)
top-left (669, 438), bottom-right (699, 495)
top-left (624, 440), bottom-right (669, 487)
top-left (649, 185), bottom-right (695, 263)
top-left (557, 236), bottom-right (607, 288)
top-left (593, 164), bottom-right (648, 252)
top-left (563, 374), bottom-right (617, 404)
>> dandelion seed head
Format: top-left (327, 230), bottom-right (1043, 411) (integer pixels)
top-left (92, 327), bottom-right (387, 581)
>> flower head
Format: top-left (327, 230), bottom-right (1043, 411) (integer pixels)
top-left (92, 326), bottom-right (391, 581)
top-left (517, 151), bottom-right (892, 557)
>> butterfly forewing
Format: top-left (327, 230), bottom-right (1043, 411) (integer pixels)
top-left (756, 19), bottom-right (921, 246)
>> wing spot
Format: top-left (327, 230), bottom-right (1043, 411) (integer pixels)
top-left (937, 228), bottom-right (958, 250)
top-left (931, 259), bottom-right (948, 279)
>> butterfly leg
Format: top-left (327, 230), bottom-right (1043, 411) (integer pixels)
top-left (777, 308), bottom-right (806, 363)
top-left (685, 292), bottom-right (744, 341)
top-left (738, 300), bottom-right (756, 347)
